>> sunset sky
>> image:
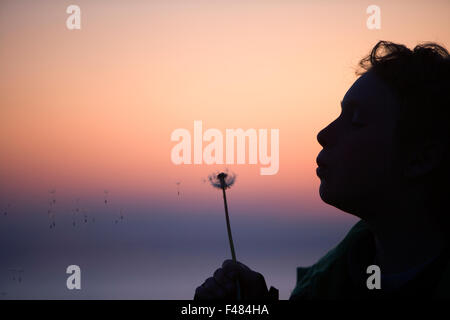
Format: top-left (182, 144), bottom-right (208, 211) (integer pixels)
top-left (1, 0), bottom-right (449, 299)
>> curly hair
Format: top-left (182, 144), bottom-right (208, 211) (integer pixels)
top-left (357, 41), bottom-right (450, 222)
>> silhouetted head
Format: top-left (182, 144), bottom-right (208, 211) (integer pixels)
top-left (316, 41), bottom-right (450, 224)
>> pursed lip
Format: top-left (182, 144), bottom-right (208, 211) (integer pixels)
top-left (316, 151), bottom-right (329, 178)
top-left (316, 151), bottom-right (328, 168)
top-left (316, 166), bottom-right (327, 178)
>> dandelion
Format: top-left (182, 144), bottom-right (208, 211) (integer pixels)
top-left (208, 170), bottom-right (241, 299)
top-left (81, 209), bottom-right (86, 223)
top-left (9, 269), bottom-right (24, 284)
top-left (47, 190), bottom-right (57, 229)
top-left (208, 171), bottom-right (236, 190)
top-left (104, 190), bottom-right (109, 205)
top-left (3, 203), bottom-right (10, 216)
top-left (115, 209), bottom-right (124, 223)
top-left (49, 189), bottom-right (56, 204)
top-left (75, 198), bottom-right (80, 213)
top-left (47, 207), bottom-right (56, 229)
top-left (176, 181), bottom-right (181, 197)
top-left (17, 270), bottom-right (23, 283)
top-left (72, 210), bottom-right (77, 227)
top-left (72, 198), bottom-right (80, 227)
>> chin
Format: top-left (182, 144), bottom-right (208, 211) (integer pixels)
top-left (318, 182), bottom-right (334, 205)
top-left (318, 182), bottom-right (364, 217)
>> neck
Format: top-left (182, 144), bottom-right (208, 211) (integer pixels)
top-left (364, 197), bottom-right (446, 274)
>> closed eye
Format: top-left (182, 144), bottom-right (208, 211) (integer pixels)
top-left (340, 100), bottom-right (367, 128)
top-left (350, 109), bottom-right (366, 127)
top-left (351, 121), bottom-right (366, 128)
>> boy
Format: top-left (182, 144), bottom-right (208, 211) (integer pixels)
top-left (194, 41), bottom-right (450, 299)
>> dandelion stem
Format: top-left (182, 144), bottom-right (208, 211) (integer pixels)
top-left (219, 180), bottom-right (241, 300)
top-left (221, 186), bottom-right (237, 261)
top-left (210, 171), bottom-right (241, 300)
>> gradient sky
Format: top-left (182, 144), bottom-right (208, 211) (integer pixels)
top-left (0, 0), bottom-right (449, 299)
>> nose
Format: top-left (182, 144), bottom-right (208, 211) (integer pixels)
top-left (316, 126), bottom-right (329, 148)
top-left (316, 117), bottom-right (338, 148)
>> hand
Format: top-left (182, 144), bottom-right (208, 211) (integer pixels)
top-left (194, 259), bottom-right (278, 300)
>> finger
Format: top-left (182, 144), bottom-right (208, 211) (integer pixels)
top-left (222, 259), bottom-right (250, 276)
top-left (213, 268), bottom-right (236, 293)
top-left (242, 272), bottom-right (269, 299)
top-left (249, 272), bottom-right (267, 287)
top-left (199, 277), bottom-right (228, 300)
top-left (194, 285), bottom-right (208, 300)
top-left (195, 283), bottom-right (217, 300)
top-left (223, 261), bottom-right (263, 285)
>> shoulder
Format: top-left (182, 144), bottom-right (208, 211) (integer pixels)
top-left (431, 246), bottom-right (450, 298)
top-left (290, 220), bottom-right (372, 299)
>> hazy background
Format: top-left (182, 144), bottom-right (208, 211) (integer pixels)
top-left (0, 0), bottom-right (449, 299)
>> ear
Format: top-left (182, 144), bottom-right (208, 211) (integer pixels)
top-left (403, 140), bottom-right (446, 178)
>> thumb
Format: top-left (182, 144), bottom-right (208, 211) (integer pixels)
top-left (221, 259), bottom-right (250, 279)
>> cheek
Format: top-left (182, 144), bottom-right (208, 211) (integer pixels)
top-left (319, 133), bottom-right (398, 210)
top-left (335, 132), bottom-right (397, 187)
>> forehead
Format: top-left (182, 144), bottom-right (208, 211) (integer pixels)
top-left (342, 71), bottom-right (399, 118)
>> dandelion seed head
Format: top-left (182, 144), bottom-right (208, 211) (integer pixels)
top-left (208, 170), bottom-right (236, 189)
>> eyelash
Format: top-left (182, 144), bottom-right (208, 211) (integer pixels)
top-left (351, 121), bottom-right (365, 128)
